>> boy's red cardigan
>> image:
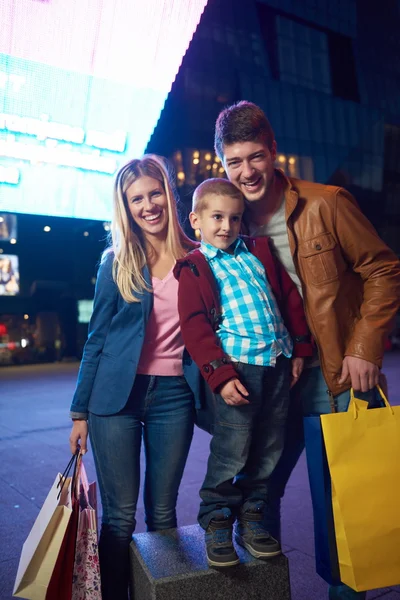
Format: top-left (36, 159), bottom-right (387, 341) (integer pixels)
top-left (173, 236), bottom-right (313, 392)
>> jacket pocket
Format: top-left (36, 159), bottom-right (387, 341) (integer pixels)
top-left (298, 232), bottom-right (340, 285)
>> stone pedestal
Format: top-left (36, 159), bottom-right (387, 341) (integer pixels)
top-left (130, 524), bottom-right (291, 600)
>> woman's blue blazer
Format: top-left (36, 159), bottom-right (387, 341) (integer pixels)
top-left (70, 252), bottom-right (201, 416)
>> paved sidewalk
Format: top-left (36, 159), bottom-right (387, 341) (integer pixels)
top-left (1, 354), bottom-right (399, 600)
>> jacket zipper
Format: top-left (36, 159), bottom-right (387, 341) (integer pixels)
top-left (326, 389), bottom-right (337, 413)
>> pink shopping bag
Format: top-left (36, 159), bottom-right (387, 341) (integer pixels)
top-left (72, 459), bottom-right (102, 600)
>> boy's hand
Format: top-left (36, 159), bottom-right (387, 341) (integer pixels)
top-left (290, 357), bottom-right (304, 388)
top-left (220, 379), bottom-right (250, 405)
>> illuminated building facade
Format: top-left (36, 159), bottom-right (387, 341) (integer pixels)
top-left (147, 0), bottom-right (400, 256)
top-left (1, 0), bottom-right (400, 362)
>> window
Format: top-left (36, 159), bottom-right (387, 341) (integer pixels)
top-left (328, 33), bottom-right (359, 102)
top-left (172, 149), bottom-right (225, 187)
top-left (276, 153), bottom-right (314, 181)
top-left (78, 300), bottom-right (93, 324)
top-left (276, 16), bottom-right (331, 94)
top-left (257, 4), bottom-right (359, 101)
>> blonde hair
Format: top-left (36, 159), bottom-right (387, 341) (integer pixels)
top-left (107, 154), bottom-right (195, 303)
top-left (192, 178), bottom-right (244, 213)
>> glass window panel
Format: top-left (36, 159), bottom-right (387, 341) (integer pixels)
top-left (371, 164), bottom-right (383, 193)
top-left (334, 103), bottom-right (348, 147)
top-left (300, 156), bottom-right (315, 181)
top-left (321, 99), bottom-right (336, 144)
top-left (281, 88), bottom-right (297, 139)
top-left (276, 16), bottom-right (331, 95)
top-left (278, 38), bottom-right (297, 76)
top-left (308, 96), bottom-right (323, 143)
top-left (295, 92), bottom-right (311, 141)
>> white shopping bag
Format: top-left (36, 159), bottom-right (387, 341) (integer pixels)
top-left (13, 467), bottom-right (74, 599)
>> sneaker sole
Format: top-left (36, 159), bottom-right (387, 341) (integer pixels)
top-left (235, 536), bottom-right (281, 559)
top-left (207, 556), bottom-right (240, 568)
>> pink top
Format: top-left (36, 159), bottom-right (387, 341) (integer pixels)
top-left (137, 269), bottom-right (184, 376)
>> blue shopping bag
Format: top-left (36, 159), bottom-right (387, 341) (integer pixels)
top-left (303, 415), bottom-right (341, 586)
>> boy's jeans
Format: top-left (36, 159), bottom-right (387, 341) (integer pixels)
top-left (198, 356), bottom-right (290, 529)
top-left (263, 365), bottom-right (381, 600)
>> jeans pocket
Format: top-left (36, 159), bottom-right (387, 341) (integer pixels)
top-left (215, 395), bottom-right (253, 429)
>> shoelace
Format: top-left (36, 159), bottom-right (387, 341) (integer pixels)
top-left (211, 527), bottom-right (231, 545)
top-left (244, 519), bottom-right (269, 538)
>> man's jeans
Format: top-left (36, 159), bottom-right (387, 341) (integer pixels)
top-left (264, 365), bottom-right (380, 600)
top-left (198, 356), bottom-right (290, 529)
top-left (89, 375), bottom-right (194, 600)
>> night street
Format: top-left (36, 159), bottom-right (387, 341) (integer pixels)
top-left (1, 354), bottom-right (399, 600)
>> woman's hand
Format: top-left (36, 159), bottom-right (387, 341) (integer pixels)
top-left (69, 420), bottom-right (88, 455)
top-left (290, 357), bottom-right (304, 388)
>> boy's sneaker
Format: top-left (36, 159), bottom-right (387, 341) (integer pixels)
top-left (236, 505), bottom-right (281, 559)
top-left (205, 514), bottom-right (240, 567)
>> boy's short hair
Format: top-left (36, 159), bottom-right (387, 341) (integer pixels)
top-left (214, 100), bottom-right (275, 160)
top-left (192, 178), bottom-right (244, 213)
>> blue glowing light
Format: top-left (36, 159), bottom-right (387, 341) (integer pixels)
top-left (0, 0), bottom-right (208, 220)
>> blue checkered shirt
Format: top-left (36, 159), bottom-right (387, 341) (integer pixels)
top-left (200, 239), bottom-right (293, 366)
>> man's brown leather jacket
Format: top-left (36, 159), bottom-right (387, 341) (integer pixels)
top-left (281, 171), bottom-right (400, 396)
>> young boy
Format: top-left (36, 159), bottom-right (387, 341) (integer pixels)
top-left (174, 178), bottom-right (312, 568)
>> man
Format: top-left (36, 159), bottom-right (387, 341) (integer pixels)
top-left (214, 100), bottom-right (400, 599)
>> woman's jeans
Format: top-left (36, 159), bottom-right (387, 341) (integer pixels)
top-left (263, 366), bottom-right (381, 600)
top-left (89, 375), bottom-right (194, 600)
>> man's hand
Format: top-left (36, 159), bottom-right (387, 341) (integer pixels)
top-left (338, 356), bottom-right (380, 392)
top-left (69, 420), bottom-right (88, 455)
top-left (290, 357), bottom-right (304, 389)
top-left (220, 379), bottom-right (250, 405)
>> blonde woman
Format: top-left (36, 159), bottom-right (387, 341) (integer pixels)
top-left (69, 155), bottom-right (199, 600)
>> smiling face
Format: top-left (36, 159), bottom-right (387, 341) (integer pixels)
top-left (222, 140), bottom-right (277, 204)
top-left (125, 175), bottom-right (169, 241)
top-left (190, 193), bottom-right (244, 252)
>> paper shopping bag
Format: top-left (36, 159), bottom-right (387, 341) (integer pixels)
top-left (72, 460), bottom-right (102, 600)
top-left (45, 487), bottom-right (79, 600)
top-left (321, 387), bottom-right (400, 591)
top-left (13, 456), bottom-right (77, 600)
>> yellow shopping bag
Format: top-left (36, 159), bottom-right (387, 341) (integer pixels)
top-left (320, 386), bottom-right (400, 592)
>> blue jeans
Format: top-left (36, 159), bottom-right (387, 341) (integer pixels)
top-left (264, 366), bottom-right (381, 600)
top-left (198, 356), bottom-right (290, 529)
top-left (89, 375), bottom-right (194, 600)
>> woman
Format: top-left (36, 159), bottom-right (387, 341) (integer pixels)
top-left (69, 155), bottom-right (200, 600)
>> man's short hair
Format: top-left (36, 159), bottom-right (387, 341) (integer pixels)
top-left (192, 178), bottom-right (244, 213)
top-left (214, 100), bottom-right (275, 160)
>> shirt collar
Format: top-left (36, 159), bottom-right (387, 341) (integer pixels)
top-left (200, 237), bottom-right (247, 259)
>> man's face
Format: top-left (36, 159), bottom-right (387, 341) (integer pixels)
top-left (222, 140), bottom-right (277, 203)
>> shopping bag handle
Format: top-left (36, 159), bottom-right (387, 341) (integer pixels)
top-left (57, 451), bottom-right (80, 499)
top-left (74, 452), bottom-right (92, 508)
top-left (350, 385), bottom-right (393, 419)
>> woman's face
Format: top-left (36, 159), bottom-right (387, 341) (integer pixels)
top-left (125, 176), bottom-right (169, 240)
